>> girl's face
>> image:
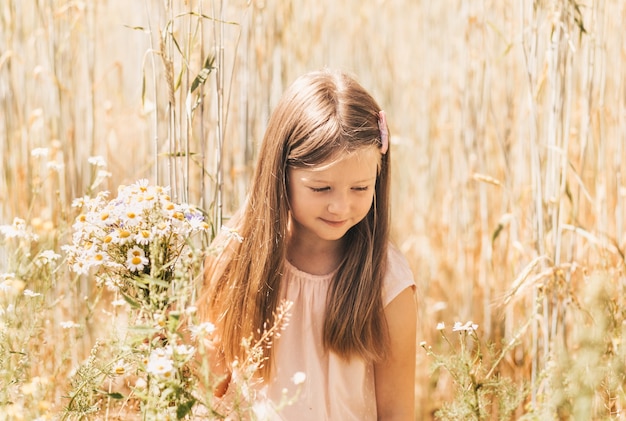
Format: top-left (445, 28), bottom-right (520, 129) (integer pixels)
top-left (287, 146), bottom-right (379, 246)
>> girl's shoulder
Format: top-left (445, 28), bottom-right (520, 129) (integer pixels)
top-left (382, 242), bottom-right (416, 306)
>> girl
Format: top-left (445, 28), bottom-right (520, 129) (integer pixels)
top-left (198, 69), bottom-right (417, 420)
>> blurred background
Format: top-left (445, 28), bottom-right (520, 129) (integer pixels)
top-left (1, 0), bottom-right (625, 418)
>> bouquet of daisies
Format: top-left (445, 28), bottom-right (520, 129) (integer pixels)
top-left (63, 179), bottom-right (210, 309)
top-left (61, 180), bottom-right (296, 419)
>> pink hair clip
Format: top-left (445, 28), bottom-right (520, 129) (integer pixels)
top-left (378, 110), bottom-right (389, 155)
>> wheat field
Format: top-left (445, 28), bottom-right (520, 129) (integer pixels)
top-left (1, 0), bottom-right (626, 419)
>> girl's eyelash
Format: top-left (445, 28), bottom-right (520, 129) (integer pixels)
top-left (310, 186), bottom-right (369, 192)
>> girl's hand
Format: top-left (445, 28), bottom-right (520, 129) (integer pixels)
top-left (199, 336), bottom-right (232, 398)
top-left (213, 371), bottom-right (232, 398)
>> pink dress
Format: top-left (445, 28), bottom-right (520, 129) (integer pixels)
top-left (265, 244), bottom-right (416, 420)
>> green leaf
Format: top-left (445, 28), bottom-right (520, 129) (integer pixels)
top-left (128, 325), bottom-right (159, 336)
top-left (97, 390), bottom-right (125, 400)
top-left (159, 151), bottom-right (198, 158)
top-left (120, 291), bottom-right (141, 309)
top-left (491, 223), bottom-right (504, 244)
top-left (190, 55), bottom-right (215, 94)
top-left (129, 276), bottom-right (149, 290)
top-left (142, 275), bottom-right (170, 288)
top-left (123, 25), bottom-right (149, 33)
top-left (177, 398), bottom-right (196, 419)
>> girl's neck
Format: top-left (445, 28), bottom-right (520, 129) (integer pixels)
top-left (286, 231), bottom-right (345, 276)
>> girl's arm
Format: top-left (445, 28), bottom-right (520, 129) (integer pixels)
top-left (374, 287), bottom-right (417, 420)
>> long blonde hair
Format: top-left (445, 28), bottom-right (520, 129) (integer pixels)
top-left (198, 69), bottom-right (391, 379)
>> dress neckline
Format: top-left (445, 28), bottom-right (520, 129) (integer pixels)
top-left (284, 259), bottom-right (338, 281)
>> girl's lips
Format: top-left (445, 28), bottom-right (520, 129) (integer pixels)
top-left (321, 218), bottom-right (347, 227)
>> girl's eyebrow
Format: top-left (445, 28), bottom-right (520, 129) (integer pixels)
top-left (305, 176), bottom-right (377, 183)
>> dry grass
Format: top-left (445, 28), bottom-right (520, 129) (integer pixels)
top-left (2, 0), bottom-right (626, 419)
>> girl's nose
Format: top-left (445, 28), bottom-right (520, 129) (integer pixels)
top-left (327, 192), bottom-right (349, 215)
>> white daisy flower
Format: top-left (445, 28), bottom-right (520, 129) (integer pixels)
top-left (111, 228), bottom-right (133, 245)
top-left (88, 250), bottom-right (109, 267)
top-left (71, 258), bottom-right (92, 276)
top-left (171, 344), bottom-right (195, 358)
top-left (189, 322), bottom-right (216, 340)
top-left (134, 377), bottom-right (147, 389)
top-left (96, 209), bottom-right (115, 226)
top-left (134, 178), bottom-right (150, 188)
top-left (23, 289), bottom-right (42, 298)
top-left (162, 200), bottom-right (177, 216)
top-left (72, 213), bottom-right (90, 231)
top-left (126, 246), bottom-right (149, 272)
top-left (120, 208), bottom-right (143, 227)
top-left (134, 229), bottom-right (153, 245)
top-left (87, 155), bottom-right (107, 167)
top-left (291, 371), bottom-right (306, 386)
top-left (0, 218), bottom-right (38, 241)
top-left (46, 161), bottom-right (65, 172)
top-left (221, 225), bottom-right (244, 243)
top-left (111, 298), bottom-right (127, 307)
top-left (153, 312), bottom-right (166, 327)
top-left (33, 250), bottom-right (61, 268)
top-left (31, 147), bottom-right (50, 158)
top-left (112, 359), bottom-right (130, 376)
top-left (452, 321), bottom-right (479, 333)
top-left (146, 351), bottom-right (175, 379)
top-left (71, 196), bottom-right (91, 208)
top-left (152, 221), bottom-right (171, 237)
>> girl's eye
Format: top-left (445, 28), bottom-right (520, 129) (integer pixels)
top-left (310, 187), bottom-right (330, 192)
top-left (352, 186), bottom-right (369, 192)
